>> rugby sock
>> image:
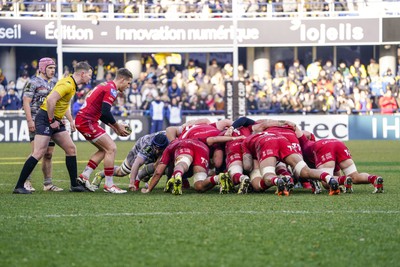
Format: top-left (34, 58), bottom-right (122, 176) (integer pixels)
top-left (15, 156), bottom-right (38, 189)
top-left (368, 175), bottom-right (377, 184)
top-left (210, 175), bottom-right (219, 185)
top-left (338, 176), bottom-right (346, 185)
top-left (270, 177), bottom-right (279, 186)
top-left (259, 179), bottom-right (268, 190)
top-left (232, 173), bottom-right (242, 185)
top-left (43, 177), bottom-right (52, 186)
top-left (66, 156), bottom-right (78, 187)
top-left (81, 160), bottom-right (98, 178)
top-left (173, 170), bottom-right (183, 178)
top-left (320, 172), bottom-right (331, 183)
top-left (104, 167), bottom-right (115, 187)
top-left (276, 169), bottom-right (291, 177)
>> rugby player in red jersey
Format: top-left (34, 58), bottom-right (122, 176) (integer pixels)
top-left (75, 68), bottom-right (132, 194)
top-left (296, 129), bottom-right (384, 194)
top-left (242, 131), bottom-right (340, 196)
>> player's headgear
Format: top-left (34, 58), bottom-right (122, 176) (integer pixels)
top-left (152, 133), bottom-right (169, 149)
top-left (38, 57), bottom-right (55, 74)
top-left (232, 116), bottom-right (255, 129)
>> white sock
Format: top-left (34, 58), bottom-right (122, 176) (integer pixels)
top-left (105, 176), bottom-right (114, 187)
top-left (213, 175), bottom-right (220, 184)
top-left (82, 166), bottom-right (94, 179)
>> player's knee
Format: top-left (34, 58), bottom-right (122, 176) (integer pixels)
top-left (63, 143), bottom-right (76, 156)
top-left (43, 152), bottom-right (53, 161)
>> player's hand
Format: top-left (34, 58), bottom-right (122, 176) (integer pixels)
top-left (27, 120), bottom-right (35, 132)
top-left (141, 188), bottom-right (150, 194)
top-left (49, 120), bottom-right (60, 130)
top-left (116, 123), bottom-right (130, 137)
top-left (70, 121), bottom-right (76, 132)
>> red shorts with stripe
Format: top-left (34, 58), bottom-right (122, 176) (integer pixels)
top-left (75, 115), bottom-right (106, 141)
top-left (256, 135), bottom-right (300, 162)
top-left (225, 140), bottom-right (243, 168)
top-left (175, 139), bottom-right (210, 170)
top-left (313, 139), bottom-right (352, 168)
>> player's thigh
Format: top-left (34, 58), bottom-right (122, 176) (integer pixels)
top-left (32, 135), bottom-right (52, 158)
top-left (93, 134), bottom-right (117, 153)
top-left (52, 132), bottom-right (76, 155)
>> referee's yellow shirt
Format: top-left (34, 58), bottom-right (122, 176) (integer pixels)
top-left (41, 76), bottom-right (77, 120)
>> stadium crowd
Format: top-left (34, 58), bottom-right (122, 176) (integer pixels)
top-left (0, 0), bottom-right (367, 18)
top-left (1, 55), bottom-right (399, 123)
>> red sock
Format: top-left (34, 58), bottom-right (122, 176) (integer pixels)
top-left (210, 175), bottom-right (217, 185)
top-left (320, 172), bottom-right (330, 183)
top-left (232, 173), bottom-right (242, 185)
top-left (276, 169), bottom-right (291, 176)
top-left (260, 179), bottom-right (268, 190)
top-left (338, 176), bottom-right (346, 185)
top-left (270, 177), bottom-right (279, 186)
top-left (104, 167), bottom-right (114, 177)
top-left (88, 159), bottom-right (98, 170)
top-left (368, 175), bottom-right (377, 184)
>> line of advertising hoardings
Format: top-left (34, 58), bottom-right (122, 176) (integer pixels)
top-left (1, 114), bottom-right (399, 142)
top-left (0, 17), bottom-right (381, 47)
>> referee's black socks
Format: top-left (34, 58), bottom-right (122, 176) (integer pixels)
top-left (66, 155), bottom-right (78, 187)
top-left (15, 156), bottom-right (38, 189)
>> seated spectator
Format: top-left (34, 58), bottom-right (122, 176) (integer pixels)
top-left (288, 59), bottom-right (306, 82)
top-left (15, 70), bottom-right (30, 99)
top-left (354, 90), bottom-right (372, 115)
top-left (350, 58), bottom-right (367, 85)
top-left (206, 58), bottom-right (221, 79)
top-left (1, 88), bottom-right (21, 110)
top-left (306, 59), bottom-right (322, 84)
top-left (323, 59), bottom-right (336, 81)
top-left (0, 68), bottom-right (7, 88)
top-left (314, 93), bottom-right (327, 113)
top-left (337, 91), bottom-right (355, 114)
top-left (269, 95), bottom-right (281, 113)
top-left (302, 92), bottom-right (315, 113)
top-left (214, 93), bottom-right (225, 110)
top-left (274, 61), bottom-right (287, 78)
top-left (141, 77), bottom-right (158, 103)
top-left (247, 93), bottom-right (258, 114)
top-left (168, 81), bottom-right (182, 101)
top-left (367, 58), bottom-right (380, 79)
top-left (379, 89), bottom-right (398, 114)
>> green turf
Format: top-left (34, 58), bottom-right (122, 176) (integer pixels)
top-left (0, 141), bottom-right (399, 267)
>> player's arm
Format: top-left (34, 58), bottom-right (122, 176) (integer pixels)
top-left (141, 163), bottom-right (167, 193)
top-left (128, 156), bottom-right (146, 187)
top-left (215, 119), bottom-right (233, 130)
top-left (252, 119), bottom-right (296, 133)
top-left (64, 107), bottom-right (76, 132)
top-left (241, 141), bottom-right (253, 171)
top-left (100, 102), bottom-right (129, 136)
top-left (206, 135), bottom-right (244, 146)
top-left (182, 118), bottom-right (210, 128)
top-left (22, 95), bottom-right (34, 132)
top-left (166, 126), bottom-right (180, 141)
top-left (46, 91), bottom-right (62, 129)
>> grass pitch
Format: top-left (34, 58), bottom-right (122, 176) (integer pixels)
top-left (0, 140), bottom-right (399, 267)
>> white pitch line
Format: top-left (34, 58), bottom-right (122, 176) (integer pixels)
top-left (1, 210), bottom-right (399, 219)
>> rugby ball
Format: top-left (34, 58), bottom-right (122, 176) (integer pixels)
top-left (124, 124), bottom-right (132, 134)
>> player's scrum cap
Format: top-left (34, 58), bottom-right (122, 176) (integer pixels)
top-left (39, 57), bottom-right (56, 74)
top-left (152, 133), bottom-right (169, 149)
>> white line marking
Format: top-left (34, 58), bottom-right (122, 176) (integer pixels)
top-left (2, 210), bottom-right (399, 219)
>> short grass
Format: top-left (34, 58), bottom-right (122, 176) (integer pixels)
top-left (0, 140), bottom-right (399, 267)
